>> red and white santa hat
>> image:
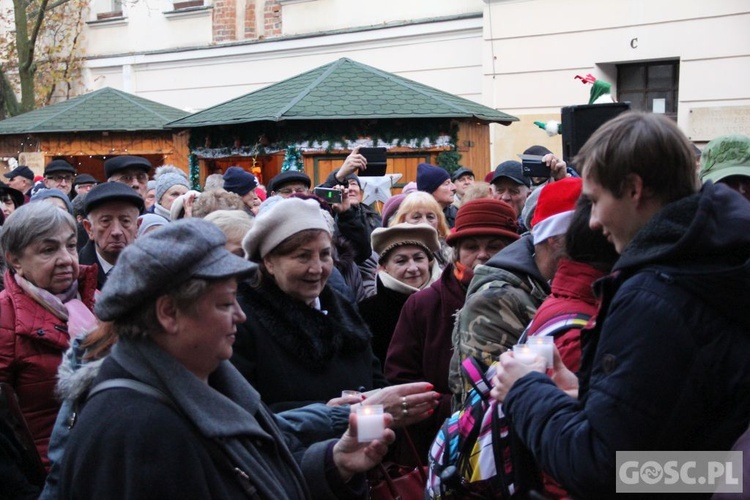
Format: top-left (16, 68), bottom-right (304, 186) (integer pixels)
top-left (530, 178), bottom-right (582, 245)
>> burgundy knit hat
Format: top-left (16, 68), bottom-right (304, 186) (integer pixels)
top-left (446, 198), bottom-right (520, 246)
top-left (381, 193), bottom-right (407, 227)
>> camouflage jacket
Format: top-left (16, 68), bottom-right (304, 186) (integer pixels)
top-left (449, 236), bottom-right (550, 408)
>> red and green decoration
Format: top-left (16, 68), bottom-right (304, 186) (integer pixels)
top-left (188, 118), bottom-right (462, 173)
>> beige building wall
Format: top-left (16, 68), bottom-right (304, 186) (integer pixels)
top-left (280, 0), bottom-right (484, 35)
top-left (483, 0), bottom-right (750, 167)
top-left (83, 16), bottom-right (484, 112)
top-left (1, 0), bottom-right (747, 174)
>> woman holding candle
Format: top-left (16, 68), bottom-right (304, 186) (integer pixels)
top-left (358, 223), bottom-right (442, 367)
top-left (58, 218), bottom-right (396, 498)
top-left (233, 197), bottom-right (439, 422)
top-left (385, 198), bottom-right (520, 460)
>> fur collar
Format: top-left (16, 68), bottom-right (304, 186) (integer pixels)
top-left (240, 278), bottom-right (371, 372)
top-left (56, 356), bottom-right (105, 402)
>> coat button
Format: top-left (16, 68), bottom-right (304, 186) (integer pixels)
top-left (602, 354), bottom-right (617, 374)
top-left (36, 329), bottom-right (45, 336)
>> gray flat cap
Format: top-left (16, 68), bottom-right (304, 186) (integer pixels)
top-left (96, 218), bottom-right (258, 321)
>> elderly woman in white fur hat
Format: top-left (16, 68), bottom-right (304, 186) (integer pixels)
top-left (233, 197), bottom-right (439, 428)
top-left (358, 223), bottom-right (442, 369)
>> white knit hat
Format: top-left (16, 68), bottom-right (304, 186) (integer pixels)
top-left (242, 197), bottom-right (331, 261)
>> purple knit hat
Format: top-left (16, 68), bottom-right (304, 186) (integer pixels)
top-left (381, 193), bottom-right (407, 227)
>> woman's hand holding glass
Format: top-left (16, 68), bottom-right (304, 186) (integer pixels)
top-left (490, 343), bottom-right (580, 403)
top-left (548, 344), bottom-right (579, 399)
top-left (333, 411), bottom-right (395, 482)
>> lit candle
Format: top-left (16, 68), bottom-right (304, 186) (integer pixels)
top-left (512, 344), bottom-right (538, 365)
top-left (341, 390), bottom-right (362, 399)
top-left (526, 337), bottom-right (554, 368)
top-left (356, 404), bottom-right (385, 443)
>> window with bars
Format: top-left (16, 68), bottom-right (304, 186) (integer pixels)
top-left (617, 61), bottom-right (679, 120)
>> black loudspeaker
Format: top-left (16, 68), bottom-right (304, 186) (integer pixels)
top-left (561, 102), bottom-right (630, 164)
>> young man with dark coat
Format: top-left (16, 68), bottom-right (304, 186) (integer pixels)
top-left (491, 112), bottom-right (750, 499)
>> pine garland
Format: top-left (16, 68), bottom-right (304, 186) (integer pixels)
top-left (188, 153), bottom-right (200, 190)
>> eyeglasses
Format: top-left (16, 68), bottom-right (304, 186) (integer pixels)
top-left (278, 187), bottom-right (308, 195)
top-left (45, 174), bottom-right (74, 183)
top-left (112, 172), bottom-right (149, 184)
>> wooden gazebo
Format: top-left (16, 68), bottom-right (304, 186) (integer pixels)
top-left (0, 87), bottom-right (190, 181)
top-left (167, 58), bottom-right (518, 190)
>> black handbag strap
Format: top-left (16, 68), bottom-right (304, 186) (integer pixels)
top-left (87, 378), bottom-right (260, 499)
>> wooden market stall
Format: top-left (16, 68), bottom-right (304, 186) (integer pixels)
top-left (167, 58), bottom-right (514, 191)
top-left (0, 87), bottom-right (190, 181)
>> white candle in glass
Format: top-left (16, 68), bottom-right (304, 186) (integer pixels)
top-left (356, 404), bottom-right (385, 442)
top-left (526, 337), bottom-right (554, 368)
top-left (512, 344), bottom-right (538, 365)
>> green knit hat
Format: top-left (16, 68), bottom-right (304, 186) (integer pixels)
top-left (699, 134), bottom-right (750, 183)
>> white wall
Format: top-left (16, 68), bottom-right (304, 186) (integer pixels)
top-left (83, 15), bottom-right (484, 112)
top-left (483, 0), bottom-right (750, 164)
top-left (280, 0), bottom-right (484, 35)
top-left (85, 0), bottom-right (213, 54)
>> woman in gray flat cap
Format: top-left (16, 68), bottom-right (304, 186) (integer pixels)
top-left (58, 218), bottom-right (395, 499)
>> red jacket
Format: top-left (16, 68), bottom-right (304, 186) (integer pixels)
top-left (0, 266), bottom-right (98, 468)
top-left (526, 258), bottom-right (605, 373)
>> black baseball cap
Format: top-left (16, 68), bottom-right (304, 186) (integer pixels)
top-left (4, 165), bottom-right (34, 181)
top-left (491, 161), bottom-right (531, 188)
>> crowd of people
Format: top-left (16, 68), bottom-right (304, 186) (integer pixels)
top-left (0, 113), bottom-right (748, 499)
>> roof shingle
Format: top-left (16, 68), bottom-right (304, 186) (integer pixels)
top-left (0, 87), bottom-right (189, 135)
top-left (168, 58), bottom-right (517, 128)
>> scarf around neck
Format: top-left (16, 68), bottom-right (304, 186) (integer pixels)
top-left (14, 273), bottom-right (97, 339)
top-left (377, 260), bottom-right (442, 295)
top-left (453, 260), bottom-right (475, 289)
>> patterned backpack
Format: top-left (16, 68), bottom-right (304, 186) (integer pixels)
top-left (426, 357), bottom-right (541, 499)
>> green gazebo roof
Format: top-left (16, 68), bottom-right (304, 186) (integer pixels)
top-left (168, 58), bottom-right (517, 128)
top-left (0, 87), bottom-right (189, 135)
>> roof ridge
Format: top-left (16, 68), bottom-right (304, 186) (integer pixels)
top-left (107, 87), bottom-right (183, 123)
top-left (348, 59), bottom-right (472, 115)
top-left (273, 58), bottom-right (346, 121)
